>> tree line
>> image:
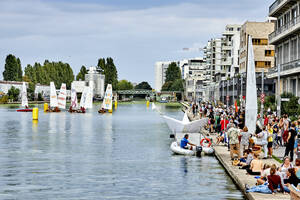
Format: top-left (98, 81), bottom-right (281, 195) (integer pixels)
top-left (161, 62), bottom-right (184, 92)
top-left (1, 54), bottom-right (152, 101)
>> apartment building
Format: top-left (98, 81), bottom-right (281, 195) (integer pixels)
top-left (268, 0), bottom-right (300, 97)
top-left (222, 24), bottom-right (241, 79)
top-left (239, 21), bottom-right (275, 73)
top-left (182, 58), bottom-right (209, 101)
top-left (154, 61), bottom-right (173, 92)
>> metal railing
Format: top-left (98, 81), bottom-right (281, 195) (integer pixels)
top-left (269, 0), bottom-right (284, 14)
top-left (269, 14), bottom-right (300, 41)
top-left (268, 58), bottom-right (300, 75)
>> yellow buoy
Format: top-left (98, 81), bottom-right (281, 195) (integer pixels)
top-left (32, 108), bottom-right (39, 120)
top-left (114, 101), bottom-right (118, 109)
top-left (146, 100), bottom-right (150, 107)
top-left (108, 109), bottom-right (113, 113)
top-left (44, 103), bottom-right (48, 112)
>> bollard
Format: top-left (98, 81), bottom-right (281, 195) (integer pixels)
top-left (32, 108), bottom-right (39, 120)
top-left (114, 101), bottom-right (118, 109)
top-left (146, 100), bottom-right (150, 107)
top-left (44, 103), bottom-right (48, 112)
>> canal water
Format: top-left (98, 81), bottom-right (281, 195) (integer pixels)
top-left (0, 103), bottom-right (243, 200)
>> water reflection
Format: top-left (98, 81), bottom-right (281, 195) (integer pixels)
top-left (0, 104), bottom-right (244, 200)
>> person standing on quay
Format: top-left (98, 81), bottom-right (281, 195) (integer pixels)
top-left (284, 123), bottom-right (297, 162)
top-left (227, 123), bottom-right (241, 160)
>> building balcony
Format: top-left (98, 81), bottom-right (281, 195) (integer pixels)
top-left (222, 59), bottom-right (232, 66)
top-left (222, 31), bottom-right (234, 36)
top-left (268, 58), bottom-right (300, 78)
top-left (269, 0), bottom-right (297, 17)
top-left (222, 45), bottom-right (232, 51)
top-left (269, 15), bottom-right (300, 44)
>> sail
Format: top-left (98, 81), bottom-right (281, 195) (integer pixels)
top-left (85, 86), bottom-right (93, 109)
top-left (80, 86), bottom-right (88, 108)
top-left (21, 82), bottom-right (28, 107)
top-left (245, 35), bottom-right (258, 134)
top-left (71, 88), bottom-right (78, 108)
top-left (57, 83), bottom-right (67, 109)
top-left (102, 84), bottom-right (113, 110)
top-left (50, 82), bottom-right (58, 108)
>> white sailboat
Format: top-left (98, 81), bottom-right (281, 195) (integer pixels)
top-left (80, 86), bottom-right (88, 109)
top-left (100, 84), bottom-right (113, 112)
top-left (57, 83), bottom-right (67, 109)
top-left (245, 35), bottom-right (258, 134)
top-left (163, 113), bottom-right (208, 133)
top-left (85, 86), bottom-right (93, 109)
top-left (50, 82), bottom-right (58, 108)
top-left (17, 82), bottom-right (32, 112)
top-left (21, 82), bottom-right (28, 108)
top-left (70, 88), bottom-right (78, 109)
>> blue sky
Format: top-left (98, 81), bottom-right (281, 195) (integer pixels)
top-left (0, 0), bottom-right (274, 87)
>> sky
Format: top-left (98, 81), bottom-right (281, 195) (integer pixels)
top-left (0, 0), bottom-right (274, 87)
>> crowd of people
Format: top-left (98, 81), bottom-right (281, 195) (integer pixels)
top-left (189, 101), bottom-right (300, 195)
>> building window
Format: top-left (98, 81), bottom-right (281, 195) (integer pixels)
top-left (265, 50), bottom-right (274, 57)
top-left (252, 38), bottom-right (268, 45)
top-left (255, 61), bottom-right (271, 68)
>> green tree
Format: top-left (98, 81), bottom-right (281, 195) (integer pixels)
top-left (135, 81), bottom-right (152, 90)
top-left (116, 80), bottom-right (133, 90)
top-left (97, 57), bottom-right (118, 90)
top-left (7, 86), bottom-right (20, 101)
top-left (165, 62), bottom-right (181, 82)
top-left (3, 54), bottom-right (22, 81)
top-left (161, 81), bottom-right (173, 91)
top-left (76, 66), bottom-right (88, 81)
top-left (281, 92), bottom-right (300, 117)
top-left (169, 79), bottom-right (184, 91)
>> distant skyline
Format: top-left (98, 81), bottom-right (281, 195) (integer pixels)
top-left (0, 0), bottom-right (274, 87)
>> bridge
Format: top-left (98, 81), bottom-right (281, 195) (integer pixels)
top-left (116, 89), bottom-right (154, 95)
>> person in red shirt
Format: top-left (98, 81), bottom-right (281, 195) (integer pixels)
top-left (220, 116), bottom-right (229, 132)
top-left (268, 167), bottom-right (284, 194)
top-left (264, 115), bottom-right (269, 126)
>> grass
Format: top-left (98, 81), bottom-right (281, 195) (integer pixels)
top-left (272, 155), bottom-right (283, 164)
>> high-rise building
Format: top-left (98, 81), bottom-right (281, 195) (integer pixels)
top-left (154, 61), bottom-right (172, 92)
top-left (268, 0), bottom-right (300, 97)
top-left (222, 24), bottom-right (241, 78)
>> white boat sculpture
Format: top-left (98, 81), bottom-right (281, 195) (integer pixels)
top-left (163, 112), bottom-right (208, 133)
top-left (57, 83), bottom-right (67, 109)
top-left (245, 35), bottom-right (258, 134)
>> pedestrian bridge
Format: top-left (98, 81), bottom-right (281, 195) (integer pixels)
top-left (116, 89), bottom-right (154, 95)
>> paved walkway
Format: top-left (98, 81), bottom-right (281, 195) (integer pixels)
top-left (212, 135), bottom-right (289, 200)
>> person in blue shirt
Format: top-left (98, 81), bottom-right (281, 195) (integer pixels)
top-left (180, 134), bottom-right (196, 150)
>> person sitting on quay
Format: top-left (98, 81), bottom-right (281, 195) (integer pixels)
top-left (227, 123), bottom-right (241, 160)
top-left (284, 168), bottom-right (300, 190)
top-left (239, 149), bottom-right (254, 169)
top-left (256, 164), bottom-right (272, 185)
top-left (278, 157), bottom-right (294, 182)
top-left (246, 153), bottom-right (263, 175)
top-left (246, 166), bottom-right (288, 194)
top-left (180, 134), bottom-right (196, 150)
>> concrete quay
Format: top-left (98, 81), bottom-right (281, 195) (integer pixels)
top-left (213, 141), bottom-right (289, 200)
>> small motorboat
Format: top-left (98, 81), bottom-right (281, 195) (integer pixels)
top-left (17, 108), bottom-right (33, 112)
top-left (170, 141), bottom-right (202, 157)
top-left (202, 147), bottom-right (214, 155)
